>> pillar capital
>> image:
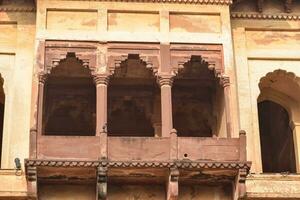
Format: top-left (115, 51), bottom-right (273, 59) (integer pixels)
top-left (93, 74), bottom-right (110, 86)
top-left (38, 72), bottom-right (47, 85)
top-left (220, 75), bottom-right (230, 88)
top-left (158, 74), bottom-right (174, 87)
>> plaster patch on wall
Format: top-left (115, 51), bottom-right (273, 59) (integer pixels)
top-left (246, 30), bottom-right (300, 50)
top-left (0, 23), bottom-right (17, 51)
top-left (169, 13), bottom-right (221, 33)
top-left (46, 10), bottom-right (98, 31)
top-left (108, 11), bottom-right (160, 32)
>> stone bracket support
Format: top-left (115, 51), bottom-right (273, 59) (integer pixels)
top-left (26, 166), bottom-right (37, 200)
top-left (97, 166), bottom-right (108, 200)
top-left (166, 167), bottom-right (179, 200)
top-left (233, 168), bottom-right (247, 200)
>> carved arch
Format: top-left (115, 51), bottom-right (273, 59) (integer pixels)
top-left (258, 69), bottom-right (300, 122)
top-left (107, 43), bottom-right (160, 76)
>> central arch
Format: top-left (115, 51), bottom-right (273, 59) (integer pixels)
top-left (107, 54), bottom-right (161, 137)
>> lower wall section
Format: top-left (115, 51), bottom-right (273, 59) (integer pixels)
top-left (179, 184), bottom-right (232, 200)
top-left (108, 184), bottom-right (165, 200)
top-left (39, 183), bottom-right (96, 200)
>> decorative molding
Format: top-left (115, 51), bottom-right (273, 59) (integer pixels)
top-left (231, 12), bottom-right (300, 20)
top-left (0, 7), bottom-right (36, 12)
top-left (107, 43), bottom-right (160, 76)
top-left (220, 75), bottom-right (230, 88)
top-left (42, 41), bottom-right (99, 80)
top-left (170, 44), bottom-right (223, 77)
top-left (63, 0), bottom-right (232, 5)
top-left (259, 69), bottom-right (298, 90)
top-left (93, 74), bottom-right (110, 85)
top-left (25, 159), bottom-right (251, 171)
top-left (157, 74), bottom-right (174, 87)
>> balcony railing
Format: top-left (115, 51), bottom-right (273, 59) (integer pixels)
top-left (34, 130), bottom-right (246, 162)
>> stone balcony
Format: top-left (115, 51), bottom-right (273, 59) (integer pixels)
top-left (34, 131), bottom-right (246, 163)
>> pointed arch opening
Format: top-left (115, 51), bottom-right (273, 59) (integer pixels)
top-left (0, 76), bottom-right (4, 167)
top-left (258, 69), bottom-right (298, 173)
top-left (108, 54), bottom-right (161, 137)
top-left (43, 53), bottom-right (96, 136)
top-left (172, 56), bottom-right (225, 137)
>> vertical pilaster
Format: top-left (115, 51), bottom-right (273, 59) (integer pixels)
top-left (97, 166), bottom-right (108, 200)
top-left (292, 123), bottom-right (300, 172)
top-left (166, 167), bottom-right (179, 200)
top-left (37, 74), bottom-right (46, 136)
top-left (158, 75), bottom-right (173, 137)
top-left (220, 75), bottom-right (232, 138)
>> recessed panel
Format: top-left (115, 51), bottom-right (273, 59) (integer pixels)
top-left (46, 10), bottom-right (98, 31)
top-left (0, 23), bottom-right (17, 50)
top-left (170, 13), bottom-right (221, 33)
top-left (108, 11), bottom-right (159, 32)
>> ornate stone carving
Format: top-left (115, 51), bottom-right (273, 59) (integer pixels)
top-left (97, 166), bottom-right (108, 200)
top-left (25, 159), bottom-right (251, 170)
top-left (285, 0), bottom-right (293, 13)
top-left (170, 44), bottom-right (223, 78)
top-left (107, 43), bottom-right (160, 76)
top-left (220, 75), bottom-right (230, 88)
top-left (66, 0), bottom-right (232, 4)
top-left (157, 74), bottom-right (174, 87)
top-left (93, 74), bottom-right (110, 85)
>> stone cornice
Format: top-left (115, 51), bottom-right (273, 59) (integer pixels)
top-left (25, 159), bottom-right (251, 171)
top-left (231, 12), bottom-right (300, 20)
top-left (64, 0), bottom-right (232, 4)
top-left (0, 7), bottom-right (36, 12)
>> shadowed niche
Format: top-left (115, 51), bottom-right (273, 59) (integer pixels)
top-left (258, 100), bottom-right (296, 173)
top-left (43, 53), bottom-right (96, 136)
top-left (172, 56), bottom-right (223, 137)
top-left (108, 54), bottom-right (161, 137)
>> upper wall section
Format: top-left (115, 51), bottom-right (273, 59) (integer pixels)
top-left (37, 0), bottom-right (232, 44)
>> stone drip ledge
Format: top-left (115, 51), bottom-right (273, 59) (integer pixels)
top-left (25, 159), bottom-right (251, 170)
top-left (231, 12), bottom-right (300, 20)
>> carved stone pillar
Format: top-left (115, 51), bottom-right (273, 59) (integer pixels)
top-left (37, 73), bottom-right (47, 136)
top-left (220, 75), bottom-right (232, 138)
top-left (166, 167), bottom-right (179, 200)
top-left (93, 74), bottom-right (110, 136)
top-left (97, 166), bottom-right (108, 200)
top-left (158, 75), bottom-right (173, 137)
top-left (27, 166), bottom-right (37, 199)
top-left (170, 129), bottom-right (178, 160)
